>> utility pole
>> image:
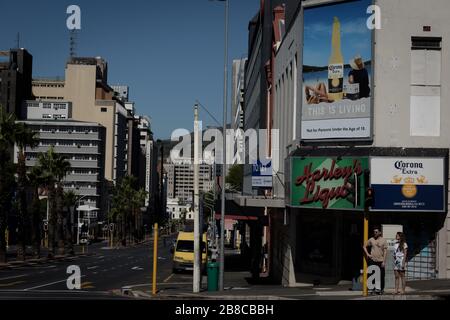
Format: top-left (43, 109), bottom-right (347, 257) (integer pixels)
top-left (363, 212), bottom-right (369, 296)
top-left (219, 0), bottom-right (229, 293)
top-left (152, 222), bottom-right (158, 295)
top-left (193, 104), bottom-right (201, 293)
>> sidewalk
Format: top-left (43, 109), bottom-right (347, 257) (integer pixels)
top-left (126, 249), bottom-right (450, 301)
top-left (131, 278), bottom-right (450, 301)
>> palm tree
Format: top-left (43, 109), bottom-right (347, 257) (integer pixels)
top-left (110, 176), bottom-right (147, 246)
top-left (38, 147), bottom-right (71, 257)
top-left (0, 107), bottom-right (17, 263)
top-left (54, 155), bottom-right (71, 256)
top-left (14, 122), bottom-right (39, 261)
top-left (27, 166), bottom-right (45, 259)
top-left (63, 190), bottom-right (77, 255)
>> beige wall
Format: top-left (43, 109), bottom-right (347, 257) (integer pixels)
top-left (92, 102), bottom-right (116, 182)
top-left (32, 81), bottom-right (65, 100)
top-left (374, 0), bottom-right (450, 278)
top-left (65, 64), bottom-right (97, 122)
top-left (64, 64), bottom-right (117, 181)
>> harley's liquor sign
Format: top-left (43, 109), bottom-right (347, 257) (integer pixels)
top-left (290, 157), bottom-right (368, 210)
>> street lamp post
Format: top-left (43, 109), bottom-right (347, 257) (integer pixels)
top-left (157, 140), bottom-right (165, 225)
top-left (218, 0), bottom-right (229, 293)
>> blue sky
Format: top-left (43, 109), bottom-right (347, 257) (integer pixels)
top-left (303, 0), bottom-right (372, 67)
top-left (0, 0), bottom-right (259, 139)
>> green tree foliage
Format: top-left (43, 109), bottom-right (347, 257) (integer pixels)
top-left (226, 164), bottom-right (243, 192)
top-left (38, 147), bottom-right (71, 257)
top-left (109, 176), bottom-right (147, 246)
top-left (0, 107), bottom-right (17, 263)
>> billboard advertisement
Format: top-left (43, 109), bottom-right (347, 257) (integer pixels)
top-left (370, 157), bottom-right (446, 212)
top-left (290, 157), bottom-right (368, 210)
top-left (302, 0), bottom-right (373, 141)
top-left (252, 159), bottom-right (273, 188)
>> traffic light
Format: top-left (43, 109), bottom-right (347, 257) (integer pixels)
top-left (364, 169), bottom-right (373, 209)
top-left (365, 187), bottom-right (374, 209)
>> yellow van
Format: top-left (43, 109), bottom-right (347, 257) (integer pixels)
top-left (172, 232), bottom-right (207, 273)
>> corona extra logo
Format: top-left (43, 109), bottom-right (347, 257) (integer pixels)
top-left (402, 184), bottom-right (417, 199)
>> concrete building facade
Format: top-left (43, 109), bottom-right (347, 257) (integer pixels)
top-left (0, 49), bottom-right (33, 118)
top-left (32, 57), bottom-right (129, 185)
top-left (25, 101), bottom-right (72, 120)
top-left (16, 119), bottom-right (106, 212)
top-left (165, 162), bottom-right (214, 203)
top-left (266, 0), bottom-right (450, 286)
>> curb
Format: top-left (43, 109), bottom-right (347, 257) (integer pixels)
top-left (353, 294), bottom-right (442, 300)
top-left (127, 289), bottom-right (297, 301)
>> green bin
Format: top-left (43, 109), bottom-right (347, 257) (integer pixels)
top-left (207, 262), bottom-right (219, 292)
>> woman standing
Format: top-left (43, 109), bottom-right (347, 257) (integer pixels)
top-left (394, 232), bottom-right (408, 294)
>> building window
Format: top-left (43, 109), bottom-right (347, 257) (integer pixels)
top-left (410, 37), bottom-right (441, 137)
top-left (101, 108), bottom-right (107, 112)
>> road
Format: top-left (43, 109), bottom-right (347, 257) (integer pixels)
top-left (0, 236), bottom-right (177, 300)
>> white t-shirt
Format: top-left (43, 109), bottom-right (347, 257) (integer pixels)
top-left (394, 242), bottom-right (408, 258)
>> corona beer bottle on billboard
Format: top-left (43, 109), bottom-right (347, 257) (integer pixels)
top-left (328, 17), bottom-right (344, 101)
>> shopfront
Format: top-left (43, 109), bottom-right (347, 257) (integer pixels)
top-left (369, 156), bottom-right (447, 280)
top-left (287, 148), bottom-right (448, 283)
top-left (288, 155), bottom-right (369, 282)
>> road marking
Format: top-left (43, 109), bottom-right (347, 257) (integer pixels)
top-left (131, 267), bottom-right (143, 271)
top-left (0, 281), bottom-right (26, 288)
top-left (23, 275), bottom-right (86, 291)
top-left (81, 282), bottom-right (95, 289)
top-left (163, 274), bottom-right (174, 283)
top-left (87, 266), bottom-right (99, 270)
top-left (0, 274), bottom-right (29, 281)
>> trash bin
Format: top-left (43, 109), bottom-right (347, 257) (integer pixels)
top-left (207, 262), bottom-right (219, 292)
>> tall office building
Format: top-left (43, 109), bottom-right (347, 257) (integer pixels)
top-left (0, 48), bottom-right (33, 118)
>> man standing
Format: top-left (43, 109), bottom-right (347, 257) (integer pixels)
top-left (363, 226), bottom-right (387, 294)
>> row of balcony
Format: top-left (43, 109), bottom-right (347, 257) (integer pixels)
top-left (26, 159), bottom-right (100, 169)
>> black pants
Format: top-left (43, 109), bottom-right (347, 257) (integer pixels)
top-left (369, 260), bottom-right (385, 291)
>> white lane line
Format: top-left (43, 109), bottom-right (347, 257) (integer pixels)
top-left (23, 275), bottom-right (87, 291)
top-left (131, 267), bottom-right (143, 271)
top-left (0, 274), bottom-right (29, 281)
top-left (163, 274), bottom-right (174, 283)
top-left (87, 266), bottom-right (99, 270)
